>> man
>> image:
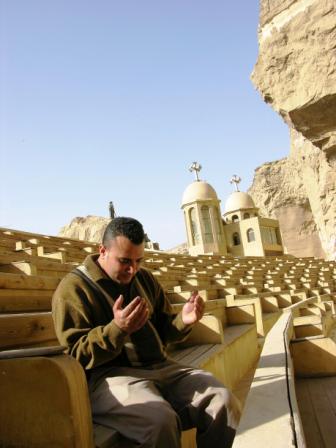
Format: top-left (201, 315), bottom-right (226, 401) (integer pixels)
top-left (52, 217), bottom-right (240, 448)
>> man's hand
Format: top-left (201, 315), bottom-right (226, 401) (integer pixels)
top-left (113, 295), bottom-right (149, 334)
top-left (182, 291), bottom-right (204, 326)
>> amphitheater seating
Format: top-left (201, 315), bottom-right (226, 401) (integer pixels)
top-left (1, 227), bottom-right (336, 447)
top-left (234, 296), bottom-right (336, 448)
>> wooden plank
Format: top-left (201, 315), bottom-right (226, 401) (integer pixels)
top-left (187, 344), bottom-right (224, 367)
top-left (322, 376), bottom-right (336, 415)
top-left (0, 345), bottom-right (64, 359)
top-left (169, 344), bottom-right (218, 367)
top-left (0, 252), bottom-right (63, 264)
top-left (0, 252), bottom-right (32, 266)
top-left (180, 344), bottom-right (216, 366)
top-left (0, 238), bottom-right (17, 249)
top-left (295, 379), bottom-right (324, 448)
top-left (296, 377), bottom-right (336, 448)
top-left (0, 312), bottom-right (57, 350)
top-left (223, 324), bottom-right (254, 347)
top-left (0, 289), bottom-right (52, 312)
top-left (308, 378), bottom-right (336, 448)
top-left (0, 272), bottom-right (60, 290)
top-left (233, 364), bottom-right (256, 407)
top-left (169, 346), bottom-right (199, 363)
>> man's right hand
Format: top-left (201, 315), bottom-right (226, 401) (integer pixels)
top-left (113, 295), bottom-right (149, 334)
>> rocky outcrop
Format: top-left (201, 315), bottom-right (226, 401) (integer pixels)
top-left (59, 215), bottom-right (160, 250)
top-left (249, 129), bottom-right (336, 259)
top-left (252, 0), bottom-right (336, 155)
top-left (166, 243), bottom-right (189, 255)
top-left (250, 0), bottom-right (336, 259)
top-left (59, 216), bottom-right (110, 243)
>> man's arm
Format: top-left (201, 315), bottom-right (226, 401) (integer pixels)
top-left (52, 276), bottom-right (128, 370)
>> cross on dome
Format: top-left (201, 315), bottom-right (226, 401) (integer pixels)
top-left (189, 162), bottom-right (202, 181)
top-left (230, 175), bottom-right (241, 192)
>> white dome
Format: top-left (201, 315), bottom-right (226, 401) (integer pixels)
top-left (224, 191), bottom-right (256, 214)
top-left (182, 181), bottom-right (218, 206)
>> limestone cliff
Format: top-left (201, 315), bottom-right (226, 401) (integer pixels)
top-left (166, 243), bottom-right (189, 255)
top-left (59, 216), bottom-right (110, 243)
top-left (250, 0), bottom-right (336, 259)
top-left (253, 0), bottom-right (336, 154)
top-left (59, 215), bottom-right (160, 250)
top-left (248, 136), bottom-right (326, 259)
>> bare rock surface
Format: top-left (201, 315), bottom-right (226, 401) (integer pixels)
top-left (253, 0), bottom-right (336, 154)
top-left (59, 216), bottom-right (160, 250)
top-left (249, 129), bottom-right (336, 259)
top-left (166, 243), bottom-right (189, 255)
top-left (59, 216), bottom-right (110, 243)
top-left (250, 0), bottom-right (336, 259)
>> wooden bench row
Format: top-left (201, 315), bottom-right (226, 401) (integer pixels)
top-left (0, 277), bottom-right (261, 447)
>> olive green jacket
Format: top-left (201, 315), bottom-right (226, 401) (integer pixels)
top-left (52, 254), bottom-right (191, 371)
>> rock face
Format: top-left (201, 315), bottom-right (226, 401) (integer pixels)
top-left (249, 133), bottom-right (326, 259)
top-left (166, 243), bottom-right (189, 255)
top-left (59, 216), bottom-right (110, 243)
top-left (253, 0), bottom-right (336, 154)
top-left (250, 0), bottom-right (336, 259)
top-left (59, 216), bottom-right (160, 250)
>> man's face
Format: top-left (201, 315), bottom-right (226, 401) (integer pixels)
top-left (98, 235), bottom-right (145, 285)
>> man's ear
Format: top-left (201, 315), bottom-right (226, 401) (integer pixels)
top-left (99, 244), bottom-right (106, 256)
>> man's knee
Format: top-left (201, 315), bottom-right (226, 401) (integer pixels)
top-left (148, 401), bottom-right (181, 433)
top-left (139, 402), bottom-right (181, 446)
top-left (213, 387), bottom-right (241, 427)
top-left (191, 382), bottom-right (241, 429)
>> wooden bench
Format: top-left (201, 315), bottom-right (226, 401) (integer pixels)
top-left (0, 267), bottom-right (260, 448)
top-left (0, 272), bottom-right (59, 312)
top-left (0, 318), bottom-right (94, 448)
top-left (3, 228), bottom-right (336, 447)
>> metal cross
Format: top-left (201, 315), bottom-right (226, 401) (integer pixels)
top-left (189, 162), bottom-right (202, 181)
top-left (230, 175), bottom-right (241, 191)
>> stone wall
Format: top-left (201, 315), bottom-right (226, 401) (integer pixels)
top-left (250, 0), bottom-right (336, 259)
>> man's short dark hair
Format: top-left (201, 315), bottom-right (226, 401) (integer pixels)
top-left (102, 217), bottom-right (145, 246)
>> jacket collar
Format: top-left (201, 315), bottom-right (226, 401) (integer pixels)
top-left (83, 253), bottom-right (110, 282)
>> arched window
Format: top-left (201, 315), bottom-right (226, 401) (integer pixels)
top-left (247, 228), bottom-right (255, 242)
top-left (232, 232), bottom-right (240, 246)
top-left (232, 215), bottom-right (239, 223)
top-left (261, 226), bottom-right (277, 245)
top-left (201, 206), bottom-right (214, 243)
top-left (244, 212), bottom-right (250, 219)
top-left (189, 208), bottom-right (200, 245)
top-left (214, 209), bottom-right (223, 242)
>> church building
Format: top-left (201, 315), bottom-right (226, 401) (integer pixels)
top-left (181, 163), bottom-right (284, 257)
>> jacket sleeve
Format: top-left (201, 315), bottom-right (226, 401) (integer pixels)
top-left (52, 275), bottom-right (127, 370)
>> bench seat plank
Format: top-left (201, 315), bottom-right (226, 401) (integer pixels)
top-left (0, 312), bottom-right (57, 350)
top-left (0, 272), bottom-right (60, 290)
top-left (0, 289), bottom-right (52, 312)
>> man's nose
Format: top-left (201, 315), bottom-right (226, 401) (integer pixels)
top-left (127, 261), bottom-right (137, 274)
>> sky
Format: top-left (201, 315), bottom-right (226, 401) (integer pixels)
top-left (0, 1), bottom-right (290, 250)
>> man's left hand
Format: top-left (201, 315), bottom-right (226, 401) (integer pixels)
top-left (182, 291), bottom-right (205, 325)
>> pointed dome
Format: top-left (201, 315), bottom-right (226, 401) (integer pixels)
top-left (224, 191), bottom-right (256, 214)
top-left (182, 181), bottom-right (218, 206)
